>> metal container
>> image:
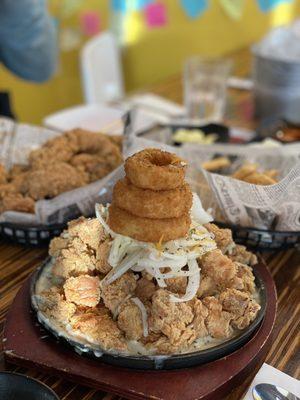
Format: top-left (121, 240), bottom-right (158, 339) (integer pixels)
top-left (252, 44), bottom-right (300, 125)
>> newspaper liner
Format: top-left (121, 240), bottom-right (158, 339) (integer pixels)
top-left (1, 117), bottom-right (300, 231)
top-left (0, 118), bottom-right (122, 225)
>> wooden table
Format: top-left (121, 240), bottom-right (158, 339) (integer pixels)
top-left (1, 50), bottom-right (299, 400)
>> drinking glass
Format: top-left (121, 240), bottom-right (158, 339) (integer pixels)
top-left (183, 57), bottom-right (232, 123)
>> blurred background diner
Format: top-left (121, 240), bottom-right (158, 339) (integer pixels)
top-left (0, 0), bottom-right (300, 126)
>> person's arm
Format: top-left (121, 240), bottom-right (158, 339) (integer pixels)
top-left (0, 0), bottom-right (57, 82)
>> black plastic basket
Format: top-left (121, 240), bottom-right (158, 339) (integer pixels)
top-left (0, 222), bottom-right (66, 246)
top-left (216, 221), bottom-right (300, 251)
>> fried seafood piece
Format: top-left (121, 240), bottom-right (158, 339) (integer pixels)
top-left (204, 223), bottom-right (235, 254)
top-left (228, 244), bottom-right (257, 266)
top-left (219, 288), bottom-right (261, 330)
top-left (150, 289), bottom-right (195, 347)
top-left (135, 277), bottom-right (156, 302)
top-left (202, 296), bottom-right (232, 339)
top-left (0, 193), bottom-right (35, 213)
top-left (63, 275), bottom-right (101, 307)
top-left (26, 162), bottom-right (89, 200)
top-left (67, 217), bottom-right (106, 251)
top-left (52, 238), bottom-right (96, 278)
top-left (95, 239), bottom-right (112, 274)
top-left (101, 272), bottom-right (137, 315)
top-left (0, 164), bottom-right (7, 184)
top-left (117, 299), bottom-right (144, 340)
top-left (39, 287), bottom-right (76, 325)
top-left (70, 305), bottom-right (127, 352)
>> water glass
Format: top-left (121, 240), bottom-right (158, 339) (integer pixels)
top-left (183, 57), bottom-right (232, 123)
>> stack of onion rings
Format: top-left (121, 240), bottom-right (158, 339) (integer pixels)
top-left (109, 148), bottom-right (192, 242)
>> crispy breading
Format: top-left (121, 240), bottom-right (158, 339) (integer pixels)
top-left (197, 275), bottom-right (218, 298)
top-left (219, 288), bottom-right (261, 330)
top-left (0, 164), bottom-right (7, 184)
top-left (95, 239), bottom-right (112, 274)
top-left (1, 193), bottom-right (35, 213)
top-left (8, 164), bottom-right (29, 178)
top-left (52, 238), bottom-right (96, 278)
top-left (49, 236), bottom-right (69, 257)
top-left (26, 162), bottom-right (89, 200)
top-left (64, 275), bottom-right (101, 307)
top-left (236, 263), bottom-right (256, 294)
top-left (101, 272), bottom-right (137, 314)
top-left (135, 277), bottom-right (156, 302)
top-left (202, 296), bottom-right (232, 339)
top-left (204, 223), bottom-right (235, 254)
top-left (201, 249), bottom-right (237, 287)
top-left (166, 276), bottom-right (187, 294)
top-left (117, 299), bottom-right (144, 340)
top-left (190, 298), bottom-right (209, 338)
top-left (70, 305), bottom-right (127, 352)
top-left (39, 287), bottom-right (76, 325)
top-left (67, 217), bottom-right (106, 251)
top-left (228, 244), bottom-right (258, 266)
top-left (150, 289), bottom-right (195, 347)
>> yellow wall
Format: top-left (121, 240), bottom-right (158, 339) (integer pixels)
top-left (1, 0), bottom-right (300, 124)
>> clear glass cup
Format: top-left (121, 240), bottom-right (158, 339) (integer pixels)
top-left (183, 57), bottom-right (232, 123)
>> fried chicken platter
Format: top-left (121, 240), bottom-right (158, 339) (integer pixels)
top-left (32, 148), bottom-right (264, 369)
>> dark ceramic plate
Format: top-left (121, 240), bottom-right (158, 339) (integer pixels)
top-left (0, 372), bottom-right (59, 400)
top-left (31, 257), bottom-right (267, 370)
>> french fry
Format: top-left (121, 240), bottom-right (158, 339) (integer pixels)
top-left (242, 172), bottom-right (277, 185)
top-left (231, 163), bottom-right (258, 180)
top-left (202, 157), bottom-right (231, 172)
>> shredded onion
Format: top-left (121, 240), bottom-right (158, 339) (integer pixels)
top-left (191, 193), bottom-right (213, 225)
top-left (169, 259), bottom-right (200, 303)
top-left (95, 204), bottom-right (116, 238)
top-left (131, 297), bottom-right (149, 337)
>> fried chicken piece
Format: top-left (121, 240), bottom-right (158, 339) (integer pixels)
top-left (117, 299), bottom-right (144, 340)
top-left (228, 244), bottom-right (257, 266)
top-left (1, 193), bottom-right (35, 213)
top-left (108, 135), bottom-right (123, 150)
top-left (49, 236), bottom-right (69, 257)
top-left (0, 164), bottom-right (7, 184)
top-left (101, 272), bottom-right (137, 315)
top-left (202, 296), bottom-right (232, 339)
top-left (150, 289), bottom-right (195, 347)
top-left (27, 162), bottom-right (89, 200)
top-left (8, 164), bottom-right (29, 179)
top-left (219, 288), bottom-right (260, 330)
top-left (95, 239), bottom-right (112, 274)
top-left (70, 305), bottom-right (127, 352)
top-left (166, 276), bottom-right (187, 295)
top-left (39, 287), bottom-right (76, 326)
top-left (204, 223), bottom-right (235, 254)
top-left (67, 217), bottom-right (106, 251)
top-left (9, 172), bottom-right (29, 194)
top-left (190, 298), bottom-right (209, 338)
top-left (67, 129), bottom-right (120, 156)
top-left (64, 275), bottom-right (101, 307)
top-left (70, 153), bottom-right (112, 182)
top-left (201, 249), bottom-right (237, 287)
top-left (236, 263), bottom-right (256, 294)
top-left (0, 183), bottom-right (17, 197)
top-left (197, 275), bottom-right (218, 298)
top-left (52, 237), bottom-right (96, 278)
top-left (135, 277), bottom-right (156, 302)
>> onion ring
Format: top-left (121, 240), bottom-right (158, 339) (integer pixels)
top-left (108, 205), bottom-right (191, 242)
top-left (112, 178), bottom-right (192, 219)
top-left (125, 148), bottom-right (186, 190)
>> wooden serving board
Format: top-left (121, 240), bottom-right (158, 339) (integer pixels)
top-left (3, 260), bottom-right (277, 400)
